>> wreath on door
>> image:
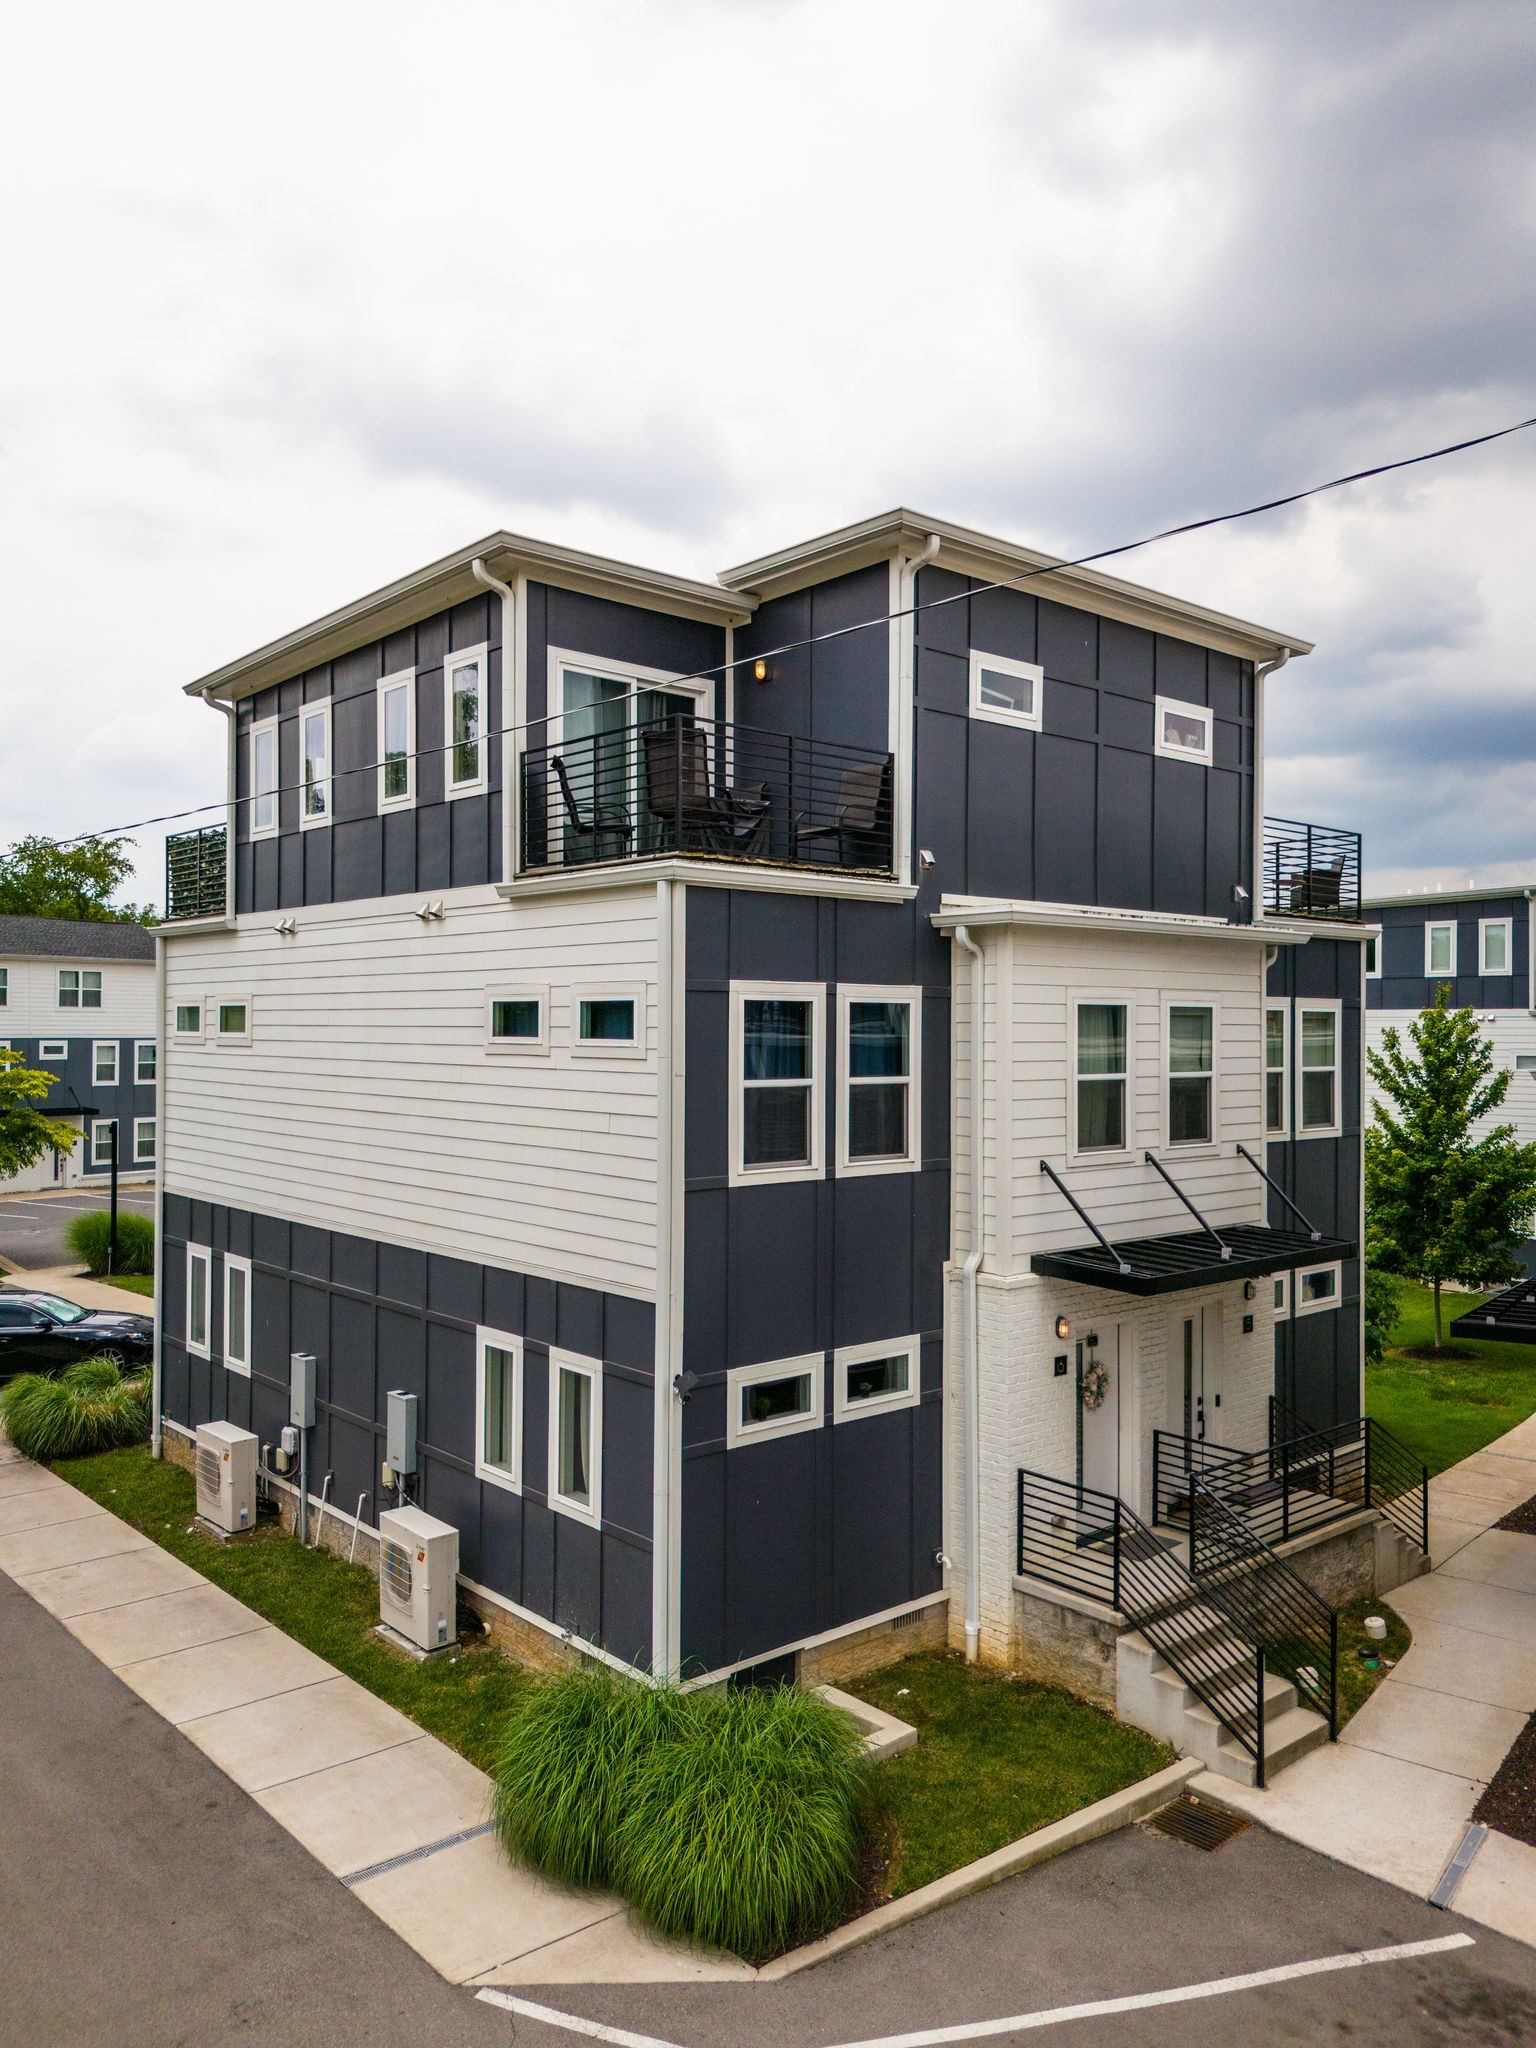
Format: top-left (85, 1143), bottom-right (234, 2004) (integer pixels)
top-left (1080, 1358), bottom-right (1110, 1410)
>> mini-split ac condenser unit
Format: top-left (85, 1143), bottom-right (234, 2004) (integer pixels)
top-left (378, 1505), bottom-right (459, 1654)
top-left (194, 1421), bottom-right (258, 1536)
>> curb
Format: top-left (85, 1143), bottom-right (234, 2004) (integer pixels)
top-left (757, 1754), bottom-right (1201, 1978)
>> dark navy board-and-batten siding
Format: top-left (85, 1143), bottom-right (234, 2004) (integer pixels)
top-left (1266, 938), bottom-right (1364, 1433)
top-left (680, 884), bottom-right (949, 1675)
top-left (524, 583), bottom-right (727, 727)
top-left (157, 1195), bottom-right (655, 1664)
top-left (1366, 896), bottom-right (1528, 1012)
top-left (5, 1038), bottom-right (155, 1168)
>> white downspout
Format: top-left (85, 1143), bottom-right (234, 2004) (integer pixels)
top-left (953, 922), bottom-right (985, 1661)
top-left (150, 927), bottom-right (167, 1459)
top-left (650, 876), bottom-right (683, 1679)
top-left (1251, 646), bottom-right (1290, 919)
top-left (1526, 889), bottom-right (1536, 1015)
top-left (471, 558), bottom-right (518, 884)
top-left (895, 534), bottom-right (941, 886)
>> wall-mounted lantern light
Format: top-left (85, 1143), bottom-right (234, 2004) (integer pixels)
top-left (1243, 1280), bottom-right (1257, 1302)
top-left (753, 658), bottom-right (769, 683)
top-left (1054, 1315), bottom-right (1071, 1340)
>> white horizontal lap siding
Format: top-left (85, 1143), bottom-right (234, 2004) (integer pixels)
top-left (161, 886), bottom-right (661, 1297)
top-left (1367, 1009), bottom-right (1536, 1153)
top-left (0, 957), bottom-right (155, 1037)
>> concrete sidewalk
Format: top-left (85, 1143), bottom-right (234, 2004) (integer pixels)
top-left (1195, 1409), bottom-right (1536, 1949)
top-left (0, 1437), bottom-right (749, 1988)
top-left (0, 1263), bottom-right (154, 1312)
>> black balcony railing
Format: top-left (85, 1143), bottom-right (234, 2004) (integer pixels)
top-left (165, 825), bottom-right (227, 921)
top-left (1262, 817), bottom-right (1362, 921)
top-left (519, 717), bottom-right (894, 877)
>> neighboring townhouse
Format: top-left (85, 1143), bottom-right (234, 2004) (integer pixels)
top-left (0, 915), bottom-right (158, 1190)
top-left (1363, 885), bottom-right (1536, 1272)
top-left (154, 511), bottom-right (1395, 1782)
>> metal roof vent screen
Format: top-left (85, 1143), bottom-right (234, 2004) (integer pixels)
top-left (381, 1539), bottom-right (414, 1607)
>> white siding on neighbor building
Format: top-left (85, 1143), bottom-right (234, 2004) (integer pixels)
top-left (0, 956), bottom-right (155, 1038)
top-left (1366, 1008), bottom-right (1536, 1157)
top-left (162, 883), bottom-right (662, 1298)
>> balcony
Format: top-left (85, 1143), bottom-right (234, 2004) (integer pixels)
top-left (518, 718), bottom-right (894, 879)
top-left (165, 824), bottom-right (227, 921)
top-left (1261, 817), bottom-right (1362, 923)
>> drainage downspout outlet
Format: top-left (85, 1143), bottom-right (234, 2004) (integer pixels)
top-left (953, 922), bottom-right (985, 1662)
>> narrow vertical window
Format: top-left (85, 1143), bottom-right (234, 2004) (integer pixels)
top-left (186, 1245), bottom-right (212, 1358)
top-left (90, 1121), bottom-right (116, 1167)
top-left (1167, 1004), bottom-right (1214, 1144)
top-left (1264, 1005), bottom-right (1289, 1136)
top-left (1364, 935), bottom-right (1380, 979)
top-left (223, 1255), bottom-right (251, 1376)
top-left (445, 645), bottom-right (487, 794)
top-left (133, 1117), bottom-right (156, 1163)
top-left (0, 968), bottom-right (8, 1007)
top-left (93, 1041), bottom-right (119, 1086)
top-left (733, 985), bottom-right (825, 1182)
top-left (136, 1040), bottom-right (157, 1083)
top-left (476, 1329), bottom-right (523, 1490)
top-left (301, 702), bottom-right (332, 826)
top-left (1481, 919), bottom-right (1512, 976)
top-left (1299, 1006), bottom-right (1340, 1134)
top-left (839, 988), bottom-right (920, 1172)
top-left (1075, 1002), bottom-right (1128, 1152)
top-left (549, 1353), bottom-right (602, 1526)
top-left (57, 970), bottom-right (80, 1008)
top-left (378, 670), bottom-right (415, 811)
top-left (81, 971), bottom-right (101, 1009)
top-left (1425, 921), bottom-right (1456, 977)
top-left (250, 718), bottom-right (279, 838)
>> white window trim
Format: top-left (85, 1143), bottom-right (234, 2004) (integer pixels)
top-left (1295, 1261), bottom-right (1343, 1317)
top-left (57, 968), bottom-right (102, 1009)
top-left (547, 1349), bottom-right (602, 1528)
top-left (135, 1039), bottom-right (157, 1084)
top-left (1296, 998), bottom-right (1343, 1140)
top-left (132, 1116), bottom-right (156, 1164)
top-left (837, 985), bottom-right (922, 1176)
top-left (39, 1039), bottom-right (67, 1061)
top-left (299, 699), bottom-right (333, 832)
top-left (726, 1352), bottom-right (825, 1447)
top-left (222, 1253), bottom-right (252, 1377)
top-left (214, 997), bottom-right (253, 1047)
top-left (377, 667), bottom-right (416, 813)
top-left (1264, 1002), bottom-right (1291, 1140)
top-left (171, 1002), bottom-right (204, 1044)
top-left (475, 1326), bottom-right (524, 1494)
top-left (1272, 1270), bottom-right (1291, 1317)
top-left (1069, 992), bottom-right (1135, 1164)
top-left (833, 1335), bottom-right (921, 1424)
top-left (92, 1040), bottom-right (119, 1087)
top-left (1164, 998), bottom-right (1219, 1151)
top-left (186, 1244), bottom-right (212, 1359)
top-left (485, 985), bottom-right (550, 1057)
top-left (89, 1120), bottom-right (117, 1167)
top-left (249, 716), bottom-right (280, 840)
top-left (570, 983), bottom-right (647, 1058)
top-left (1480, 918), bottom-right (1513, 978)
top-left (1154, 694), bottom-right (1214, 766)
top-left (547, 646), bottom-right (713, 753)
top-left (444, 640), bottom-right (490, 798)
top-left (729, 980), bottom-right (827, 1188)
top-left (1364, 934), bottom-right (1381, 980)
top-left (967, 649), bottom-right (1043, 732)
top-left (1424, 920), bottom-right (1457, 978)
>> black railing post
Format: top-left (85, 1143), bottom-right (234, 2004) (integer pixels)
top-left (1328, 1610), bottom-right (1339, 1739)
top-left (1420, 1460), bottom-right (1430, 1556)
top-left (1016, 1469), bottom-right (1024, 1577)
top-left (1363, 1419), bottom-right (1374, 1512)
top-left (1152, 1433), bottom-right (1161, 1526)
top-left (1111, 1497), bottom-right (1123, 1614)
top-left (1255, 1644), bottom-right (1267, 1789)
top-left (1281, 1444), bottom-right (1291, 1542)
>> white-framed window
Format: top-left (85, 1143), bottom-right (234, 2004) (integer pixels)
top-left (93, 1040), bottom-right (119, 1086)
top-left (90, 1120), bottom-right (117, 1167)
top-left (39, 1039), bottom-right (67, 1061)
top-left (223, 1253), bottom-right (252, 1376)
top-left (1264, 1004), bottom-right (1290, 1138)
top-left (548, 650), bottom-right (713, 859)
top-left (729, 982), bottom-right (825, 1186)
top-left (548, 1350), bottom-right (602, 1527)
top-left (1481, 919), bottom-right (1513, 977)
top-left (1273, 1271), bottom-right (1291, 1316)
top-left (1297, 1001), bottom-right (1342, 1137)
top-left (1072, 997), bottom-right (1131, 1156)
top-left (0, 968), bottom-right (7, 1006)
top-left (837, 986), bottom-right (920, 1175)
top-left (135, 1040), bottom-right (156, 1083)
top-left (377, 668), bottom-right (416, 812)
top-left (444, 641), bottom-right (489, 797)
top-left (1154, 695), bottom-right (1213, 766)
top-left (485, 986), bottom-right (548, 1056)
top-left (249, 716), bottom-right (279, 839)
top-left (571, 985), bottom-right (645, 1057)
top-left (1425, 920), bottom-right (1456, 978)
top-left (172, 1002), bottom-right (203, 1042)
top-left (215, 999), bottom-right (252, 1045)
top-left (726, 1353), bottom-right (825, 1448)
top-left (133, 1116), bottom-right (156, 1163)
top-left (967, 649), bottom-right (1043, 731)
top-left (300, 700), bottom-right (332, 828)
top-left (1364, 934), bottom-right (1380, 980)
top-left (1166, 1001), bottom-right (1216, 1147)
top-left (833, 1336), bottom-right (921, 1423)
top-left (1516, 1054), bottom-right (1536, 1077)
top-left (58, 969), bottom-right (102, 1009)
top-left (186, 1244), bottom-right (212, 1358)
top-left (1295, 1262), bottom-right (1342, 1316)
top-left (475, 1327), bottom-right (523, 1492)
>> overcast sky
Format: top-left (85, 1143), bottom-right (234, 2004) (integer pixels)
top-left (3, 0), bottom-right (1532, 905)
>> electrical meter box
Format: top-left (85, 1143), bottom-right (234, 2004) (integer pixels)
top-left (386, 1389), bottom-right (418, 1476)
top-left (289, 1352), bottom-right (316, 1430)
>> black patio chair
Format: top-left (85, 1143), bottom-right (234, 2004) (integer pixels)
top-left (550, 754), bottom-right (632, 863)
top-left (792, 757), bottom-right (893, 868)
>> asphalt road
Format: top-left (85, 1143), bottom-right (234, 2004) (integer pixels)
top-left (0, 1186), bottom-right (156, 1272)
top-left (4, 1563), bottom-right (1536, 2048)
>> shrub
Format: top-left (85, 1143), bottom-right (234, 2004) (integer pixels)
top-left (0, 1356), bottom-right (151, 1461)
top-left (67, 1208), bottom-right (155, 1277)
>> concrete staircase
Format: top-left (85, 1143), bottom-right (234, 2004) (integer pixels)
top-left (1377, 1517), bottom-right (1431, 1592)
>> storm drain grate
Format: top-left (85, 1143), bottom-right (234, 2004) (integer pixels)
top-left (1146, 1793), bottom-right (1250, 1852)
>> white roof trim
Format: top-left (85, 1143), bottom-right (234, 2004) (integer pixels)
top-left (931, 895), bottom-right (1317, 945)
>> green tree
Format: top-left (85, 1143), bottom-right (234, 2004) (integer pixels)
top-left (1366, 988), bottom-right (1536, 1349)
top-left (1362, 1223), bottom-right (1400, 1367)
top-left (0, 834), bottom-right (157, 924)
top-left (0, 1048), bottom-right (80, 1180)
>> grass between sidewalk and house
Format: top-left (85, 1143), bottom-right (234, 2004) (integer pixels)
top-left (104, 1275), bottom-right (154, 1298)
top-left (1366, 1278), bottom-right (1536, 1477)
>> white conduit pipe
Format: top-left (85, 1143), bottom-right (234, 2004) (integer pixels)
top-left (953, 923), bottom-right (985, 1661)
top-left (1251, 646), bottom-right (1290, 918)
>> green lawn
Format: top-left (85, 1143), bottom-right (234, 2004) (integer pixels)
top-left (857, 1653), bottom-right (1174, 1897)
top-left (104, 1274), bottom-right (154, 1298)
top-left (53, 1445), bottom-right (529, 1769)
top-left (1366, 1280), bottom-right (1536, 1477)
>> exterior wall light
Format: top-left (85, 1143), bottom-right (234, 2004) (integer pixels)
top-left (753, 658), bottom-right (769, 682)
top-left (1054, 1315), bottom-right (1071, 1340)
top-left (1243, 1280), bottom-right (1257, 1301)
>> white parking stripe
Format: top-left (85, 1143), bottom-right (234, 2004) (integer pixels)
top-left (475, 1993), bottom-right (683, 2047)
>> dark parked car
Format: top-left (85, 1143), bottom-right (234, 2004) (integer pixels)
top-left (0, 1290), bottom-right (153, 1380)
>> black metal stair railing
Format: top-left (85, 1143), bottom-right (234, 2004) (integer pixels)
top-left (1271, 1397), bottom-right (1430, 1557)
top-left (164, 825), bottom-right (227, 921)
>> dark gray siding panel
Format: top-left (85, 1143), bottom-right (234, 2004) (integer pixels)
top-left (1366, 894), bottom-right (1528, 1012)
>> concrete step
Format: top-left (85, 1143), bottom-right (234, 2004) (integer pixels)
top-left (1179, 1666), bottom-right (1298, 1736)
top-left (1209, 1702), bottom-right (1331, 1785)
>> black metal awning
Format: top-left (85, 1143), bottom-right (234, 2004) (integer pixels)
top-left (1450, 1281), bottom-right (1536, 1347)
top-left (1031, 1224), bottom-right (1356, 1296)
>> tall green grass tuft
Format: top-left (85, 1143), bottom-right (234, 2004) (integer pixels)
top-left (66, 1208), bottom-right (155, 1277)
top-left (0, 1357), bottom-right (151, 1461)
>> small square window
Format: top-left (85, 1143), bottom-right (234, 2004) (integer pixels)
top-left (485, 988), bottom-right (548, 1055)
top-left (1295, 1262), bottom-right (1341, 1315)
top-left (572, 986), bottom-right (645, 1056)
top-left (216, 1001), bottom-right (251, 1042)
top-left (833, 1337), bottom-right (921, 1422)
top-left (58, 969), bottom-right (101, 1008)
top-left (968, 650), bottom-right (1043, 731)
top-left (1154, 696), bottom-right (1213, 766)
top-left (726, 1354), bottom-right (825, 1447)
top-left (39, 1040), bottom-right (67, 1061)
top-left (173, 1004), bottom-right (203, 1041)
top-left (93, 1041), bottom-right (119, 1086)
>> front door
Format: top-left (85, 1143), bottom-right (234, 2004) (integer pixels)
top-left (1077, 1321), bottom-right (1140, 1512)
top-left (1171, 1307), bottom-right (1222, 1444)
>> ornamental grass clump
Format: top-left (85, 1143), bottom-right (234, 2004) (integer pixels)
top-left (0, 1356), bottom-right (151, 1462)
top-left (66, 1208), bottom-right (155, 1277)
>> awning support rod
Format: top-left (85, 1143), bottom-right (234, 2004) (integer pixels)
top-left (1234, 1143), bottom-right (1323, 1241)
top-left (1039, 1161), bottom-right (1137, 1276)
top-left (1143, 1152), bottom-right (1231, 1258)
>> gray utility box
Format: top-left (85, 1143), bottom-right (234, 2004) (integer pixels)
top-left (289, 1352), bottom-right (316, 1430)
top-left (386, 1390), bottom-right (418, 1476)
